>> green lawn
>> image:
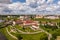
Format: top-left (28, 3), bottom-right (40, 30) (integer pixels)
top-left (21, 32), bottom-right (48, 40)
top-left (14, 25), bottom-right (37, 32)
top-left (11, 32), bottom-right (48, 40)
top-left (0, 25), bottom-right (48, 40)
top-left (34, 18), bottom-right (60, 22)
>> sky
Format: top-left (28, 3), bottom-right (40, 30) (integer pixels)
top-left (0, 0), bottom-right (60, 15)
top-left (12, 0), bottom-right (26, 3)
top-left (12, 0), bottom-right (58, 3)
top-left (0, 0), bottom-right (11, 3)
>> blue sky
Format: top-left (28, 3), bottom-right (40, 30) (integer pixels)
top-left (53, 0), bottom-right (59, 4)
top-left (12, 0), bottom-right (59, 3)
top-left (12, 0), bottom-right (26, 3)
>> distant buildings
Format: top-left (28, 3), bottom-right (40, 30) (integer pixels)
top-left (44, 15), bottom-right (59, 19)
top-left (35, 15), bottom-right (59, 19)
top-left (35, 15), bottom-right (43, 18)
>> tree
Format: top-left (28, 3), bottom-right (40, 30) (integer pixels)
top-left (17, 34), bottom-right (23, 40)
top-left (57, 22), bottom-right (60, 27)
top-left (39, 33), bottom-right (48, 40)
top-left (52, 29), bottom-right (60, 40)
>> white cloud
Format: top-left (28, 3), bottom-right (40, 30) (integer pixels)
top-left (36, 4), bottom-right (47, 11)
top-left (58, 1), bottom-right (60, 5)
top-left (46, 0), bottom-right (53, 3)
top-left (46, 7), bottom-right (54, 11)
top-left (46, 4), bottom-right (60, 11)
top-left (8, 2), bottom-right (23, 10)
top-left (0, 0), bottom-right (11, 4)
top-left (0, 0), bottom-right (60, 15)
top-left (26, 0), bottom-right (36, 5)
top-left (37, 0), bottom-right (46, 4)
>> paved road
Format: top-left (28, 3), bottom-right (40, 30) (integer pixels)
top-left (39, 28), bottom-right (52, 40)
top-left (16, 29), bottom-right (43, 34)
top-left (14, 27), bottom-right (52, 40)
top-left (6, 28), bottom-right (18, 40)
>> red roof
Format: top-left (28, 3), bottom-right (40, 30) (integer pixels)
top-left (15, 20), bottom-right (39, 26)
top-left (15, 20), bottom-right (23, 24)
top-left (25, 20), bottom-right (33, 23)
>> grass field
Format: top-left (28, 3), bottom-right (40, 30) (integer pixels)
top-left (0, 27), bottom-right (48, 40)
top-left (11, 32), bottom-right (48, 40)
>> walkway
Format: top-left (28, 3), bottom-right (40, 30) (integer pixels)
top-left (14, 27), bottom-right (52, 40)
top-left (39, 28), bottom-right (52, 40)
top-left (6, 28), bottom-right (18, 40)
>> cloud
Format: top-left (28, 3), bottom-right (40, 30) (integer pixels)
top-left (0, 0), bottom-right (11, 4)
top-left (58, 1), bottom-right (60, 5)
top-left (46, 0), bottom-right (53, 3)
top-left (0, 0), bottom-right (60, 15)
top-left (8, 2), bottom-right (23, 10)
top-left (46, 4), bottom-right (60, 11)
top-left (37, 0), bottom-right (46, 4)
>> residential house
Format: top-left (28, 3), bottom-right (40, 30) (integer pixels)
top-left (35, 15), bottom-right (43, 18)
top-left (44, 15), bottom-right (59, 19)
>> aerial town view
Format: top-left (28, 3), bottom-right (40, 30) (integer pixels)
top-left (0, 15), bottom-right (60, 40)
top-left (0, 0), bottom-right (60, 40)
